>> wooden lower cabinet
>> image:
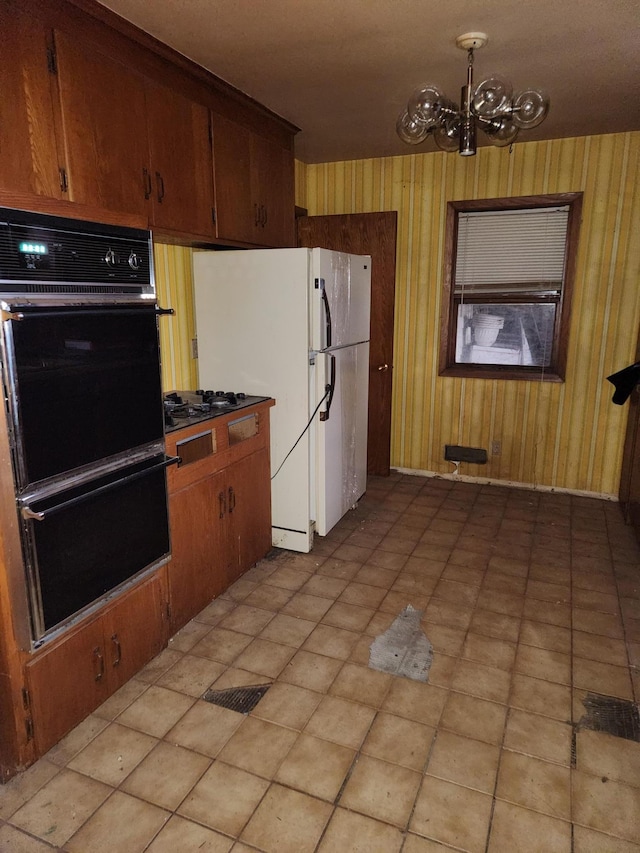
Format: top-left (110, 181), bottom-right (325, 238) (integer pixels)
top-left (166, 401), bottom-right (273, 633)
top-left (25, 573), bottom-right (165, 756)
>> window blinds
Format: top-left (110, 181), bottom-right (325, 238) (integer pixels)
top-left (454, 206), bottom-right (570, 295)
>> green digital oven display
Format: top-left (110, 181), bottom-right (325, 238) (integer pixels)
top-left (18, 241), bottom-right (48, 255)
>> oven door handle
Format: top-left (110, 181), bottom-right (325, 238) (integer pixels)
top-left (3, 306), bottom-right (175, 321)
top-left (20, 455), bottom-right (180, 522)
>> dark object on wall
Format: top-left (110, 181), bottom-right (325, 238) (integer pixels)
top-left (444, 445), bottom-right (488, 464)
top-left (607, 362), bottom-right (640, 405)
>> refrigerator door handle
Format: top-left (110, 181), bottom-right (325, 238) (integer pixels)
top-left (320, 281), bottom-right (332, 348)
top-left (319, 353), bottom-right (336, 422)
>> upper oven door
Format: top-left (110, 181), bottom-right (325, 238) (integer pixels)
top-left (2, 304), bottom-right (165, 490)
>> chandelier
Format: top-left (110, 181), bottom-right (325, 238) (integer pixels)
top-left (396, 33), bottom-right (549, 156)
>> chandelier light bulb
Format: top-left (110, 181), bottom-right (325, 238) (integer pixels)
top-left (396, 32), bottom-right (550, 155)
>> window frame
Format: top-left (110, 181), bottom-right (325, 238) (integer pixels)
top-left (438, 192), bottom-right (583, 382)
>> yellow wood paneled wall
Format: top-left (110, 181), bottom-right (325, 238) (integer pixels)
top-left (297, 133), bottom-right (640, 497)
top-left (153, 242), bottom-right (198, 392)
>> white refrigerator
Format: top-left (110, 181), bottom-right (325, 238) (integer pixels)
top-left (193, 247), bottom-right (371, 553)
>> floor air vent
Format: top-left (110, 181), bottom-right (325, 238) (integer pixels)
top-left (202, 683), bottom-right (271, 714)
top-left (576, 692), bottom-right (640, 742)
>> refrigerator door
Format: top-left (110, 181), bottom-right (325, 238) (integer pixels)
top-left (309, 248), bottom-right (371, 351)
top-left (315, 341), bottom-right (370, 535)
top-left (193, 248), bottom-right (315, 552)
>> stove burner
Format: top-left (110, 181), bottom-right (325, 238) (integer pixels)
top-left (163, 389), bottom-right (249, 428)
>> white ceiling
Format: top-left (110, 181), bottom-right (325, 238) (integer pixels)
top-left (98, 0), bottom-right (640, 163)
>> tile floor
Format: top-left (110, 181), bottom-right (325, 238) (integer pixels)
top-left (1, 473), bottom-right (640, 852)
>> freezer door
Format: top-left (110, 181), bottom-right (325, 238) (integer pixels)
top-left (309, 248), bottom-right (371, 351)
top-left (315, 341), bottom-right (369, 536)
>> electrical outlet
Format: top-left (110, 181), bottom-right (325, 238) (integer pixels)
top-left (191, 338), bottom-right (198, 359)
top-left (491, 440), bottom-right (501, 456)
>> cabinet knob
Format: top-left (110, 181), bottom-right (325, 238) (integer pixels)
top-left (377, 363), bottom-right (389, 372)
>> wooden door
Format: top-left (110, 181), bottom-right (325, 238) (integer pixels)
top-left (54, 29), bottom-right (149, 216)
top-left (0, 2), bottom-right (64, 199)
top-left (211, 113), bottom-right (255, 244)
top-left (167, 470), bottom-right (227, 632)
top-left (297, 212), bottom-right (398, 476)
top-left (229, 448), bottom-right (272, 580)
top-left (146, 83), bottom-right (214, 237)
top-left (251, 134), bottom-right (295, 247)
top-left (103, 575), bottom-right (165, 690)
top-left (26, 618), bottom-right (108, 755)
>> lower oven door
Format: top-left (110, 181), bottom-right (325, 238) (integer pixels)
top-left (20, 454), bottom-right (173, 642)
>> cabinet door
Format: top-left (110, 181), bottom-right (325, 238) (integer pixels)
top-left (26, 619), bottom-right (108, 756)
top-left (53, 30), bottom-right (149, 216)
top-left (103, 575), bottom-right (165, 690)
top-left (228, 448), bottom-right (272, 581)
top-left (250, 134), bottom-right (295, 248)
top-left (167, 469), bottom-right (227, 632)
top-left (210, 112), bottom-right (255, 244)
top-left (0, 2), bottom-right (63, 198)
top-left (146, 84), bottom-right (214, 237)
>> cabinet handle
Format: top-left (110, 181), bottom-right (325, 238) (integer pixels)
top-left (261, 205), bottom-right (268, 227)
top-left (111, 633), bottom-right (122, 667)
top-left (156, 171), bottom-right (165, 203)
top-left (219, 489), bottom-right (227, 518)
top-left (93, 646), bottom-right (104, 682)
top-left (228, 486), bottom-right (236, 513)
top-left (254, 203), bottom-right (260, 227)
top-left (143, 168), bottom-right (152, 200)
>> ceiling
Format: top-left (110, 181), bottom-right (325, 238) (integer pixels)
top-left (97, 0), bottom-right (640, 164)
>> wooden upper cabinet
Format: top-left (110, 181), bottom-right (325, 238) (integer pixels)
top-left (0, 2), bottom-right (64, 199)
top-left (54, 29), bottom-right (149, 217)
top-left (144, 82), bottom-right (214, 238)
top-left (212, 112), bottom-right (295, 247)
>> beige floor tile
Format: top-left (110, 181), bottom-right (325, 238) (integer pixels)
top-left (487, 555), bottom-right (529, 578)
top-left (402, 555), bottom-right (447, 577)
top-left (217, 716), bottom-right (298, 779)
top-left (136, 648), bottom-right (184, 683)
top-left (301, 574), bottom-right (350, 599)
top-left (117, 684), bottom-right (195, 737)
top-left (573, 824), bottom-right (640, 853)
top-left (157, 653), bottom-right (226, 697)
top-left (275, 732), bottom-right (355, 800)
top-left (483, 569), bottom-right (527, 595)
top-left (192, 597), bottom-right (236, 625)
top-left (241, 583), bottom-right (294, 612)
top-left (317, 557), bottom-right (363, 581)
top-left (64, 790), bottom-right (169, 853)
top-left (572, 769), bottom-right (640, 843)
top-left (9, 768), bottom-right (111, 846)
top-left (278, 649), bottom-right (343, 692)
top-left (146, 815), bottom-right (233, 853)
top-left (266, 565), bottom-right (313, 591)
top-left (67, 722), bottom-right (157, 786)
top-left (338, 581), bottom-right (388, 609)
top-left (403, 835), bottom-right (460, 852)
top-left (476, 588), bottom-right (526, 618)
top-left (514, 644), bottom-right (572, 685)
top-left (121, 741), bottom-right (211, 810)
top-left (361, 711), bottom-right (434, 770)
top-left (329, 661), bottom-right (393, 707)
top-left (469, 608), bottom-right (521, 643)
top-left (363, 550), bottom-right (408, 571)
top-left (166, 700), bottom-right (243, 757)
top-left (572, 607), bottom-right (624, 639)
top-left (218, 604), bottom-right (276, 635)
top-left (322, 600), bottom-right (375, 632)
top-left (496, 750), bottom-right (571, 819)
top-left (440, 691), bottom-right (507, 745)
top-left (222, 578), bottom-right (260, 602)
top-left (451, 658), bottom-right (511, 703)
top-left (391, 572), bottom-right (438, 596)
top-left (364, 609), bottom-right (396, 637)
top-left (211, 667), bottom-right (269, 690)
top-left (433, 578), bottom-right (480, 607)
top-left (302, 623), bottom-right (361, 660)
top-left (424, 598), bottom-right (474, 631)
top-left (519, 619), bottom-right (572, 654)
top-left (382, 678), bottom-right (448, 726)
top-left (573, 656), bottom-right (634, 699)
top-left (178, 760), bottom-right (269, 836)
top-left (422, 622), bottom-right (466, 656)
top-left (526, 579), bottom-right (571, 604)
top-left (426, 729), bottom-right (500, 793)
top-left (240, 783), bottom-right (332, 853)
top-left (305, 695), bottom-right (375, 749)
top-left (410, 775), bottom-right (492, 853)
top-left (462, 632), bottom-right (517, 671)
top-left (575, 729), bottom-right (640, 787)
top-left (339, 754), bottom-right (421, 827)
top-left (231, 637), bottom-right (295, 678)
top-left (0, 823), bottom-right (60, 853)
top-left (522, 598), bottom-right (571, 628)
top-left (572, 630), bottom-right (628, 666)
top-left (94, 678), bottom-right (148, 721)
top-left (168, 618), bottom-right (213, 652)
top-left (504, 709), bottom-right (572, 765)
top-left (379, 589), bottom-right (431, 614)
top-left (509, 673), bottom-right (572, 721)
top-left (448, 549), bottom-right (490, 572)
top-left (573, 587), bottom-right (620, 614)
top-left (251, 682), bottom-right (321, 729)
top-left (317, 808), bottom-right (404, 852)
top-left (353, 564), bottom-right (398, 589)
top-left (281, 591), bottom-right (334, 621)
top-left (0, 759), bottom-right (60, 820)
top-left (45, 714), bottom-right (109, 766)
top-left (191, 627), bottom-right (254, 664)
top-left (258, 613), bottom-right (316, 647)
top-left (487, 800), bottom-right (572, 852)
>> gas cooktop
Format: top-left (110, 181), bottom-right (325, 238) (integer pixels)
top-left (164, 390), bottom-right (270, 432)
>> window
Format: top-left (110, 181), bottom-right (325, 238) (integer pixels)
top-left (439, 193), bottom-right (582, 381)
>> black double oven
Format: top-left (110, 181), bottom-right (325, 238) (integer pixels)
top-left (0, 207), bottom-right (175, 645)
